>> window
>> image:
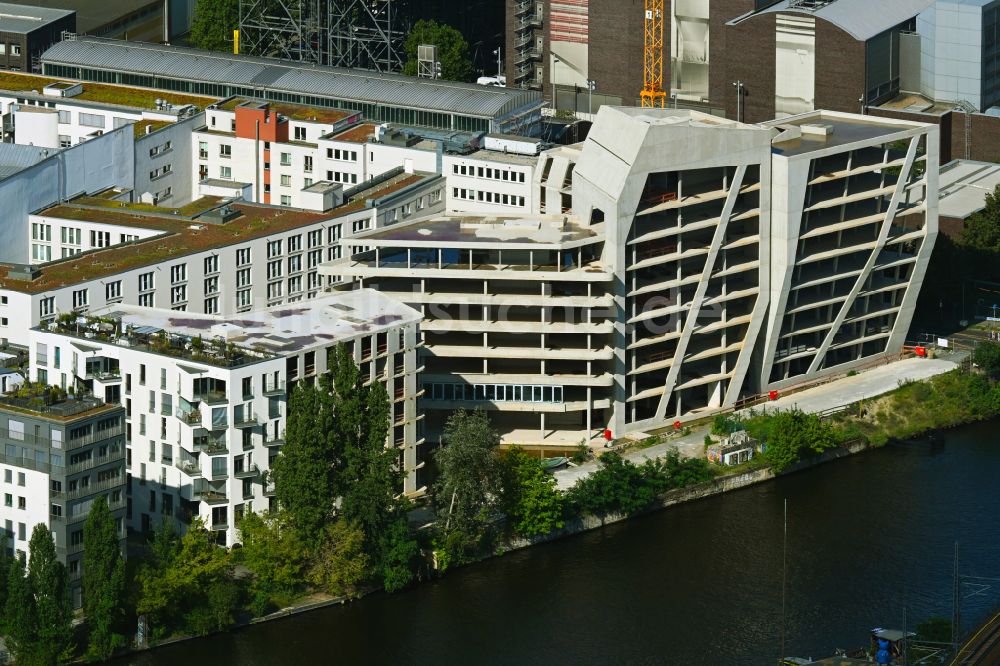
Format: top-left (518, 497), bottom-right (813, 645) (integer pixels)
top-left (236, 289), bottom-right (252, 309)
top-left (288, 235), bottom-right (301, 252)
top-left (307, 229), bottom-right (322, 248)
top-left (204, 255), bottom-right (219, 274)
top-left (236, 247), bottom-right (251, 266)
top-left (220, 165), bottom-right (232, 180)
top-left (105, 281), bottom-right (122, 301)
top-left (31, 244), bottom-right (51, 262)
top-left (266, 260), bottom-right (283, 280)
top-left (57, 109), bottom-right (70, 124)
top-left (280, 152), bottom-right (291, 166)
top-left (267, 240), bottom-right (283, 258)
top-left (139, 293), bottom-right (153, 307)
top-left (280, 174), bottom-right (291, 187)
top-left (72, 288), bottom-right (89, 309)
top-left (204, 275), bottom-right (219, 294)
top-left (198, 141), bottom-right (208, 159)
top-left (31, 223), bottom-right (51, 241)
top-left (205, 297), bottom-right (219, 314)
top-left (90, 231), bottom-right (111, 248)
top-left (60, 227), bottom-right (81, 245)
top-left (11, 44), bottom-right (20, 56)
top-left (171, 285), bottom-right (187, 304)
top-left (170, 263), bottom-right (187, 284)
top-left (327, 225), bottom-right (341, 244)
top-left (288, 275), bottom-right (302, 293)
top-left (39, 297), bottom-right (55, 318)
top-left (288, 255), bottom-right (302, 273)
top-left (266, 282), bottom-right (283, 299)
top-left (17, 497), bottom-right (25, 510)
top-left (79, 112), bottom-right (105, 128)
top-left (220, 144), bottom-right (232, 158)
top-left (294, 126), bottom-right (306, 141)
top-left (280, 195), bottom-right (291, 206)
top-left (236, 267), bottom-right (251, 288)
top-left (138, 272), bottom-right (154, 291)
top-left (304, 156), bottom-right (313, 173)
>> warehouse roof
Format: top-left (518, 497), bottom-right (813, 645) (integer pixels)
top-left (4, 0), bottom-right (153, 34)
top-left (0, 2), bottom-right (73, 33)
top-left (42, 36), bottom-right (542, 120)
top-left (729, 0), bottom-right (935, 41)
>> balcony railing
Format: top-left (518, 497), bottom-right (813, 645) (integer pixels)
top-left (175, 459), bottom-right (202, 476)
top-left (263, 380), bottom-right (285, 396)
top-left (263, 434), bottom-right (285, 447)
top-left (67, 452), bottom-right (124, 475)
top-left (234, 463), bottom-right (260, 479)
top-left (178, 409), bottom-right (203, 426)
top-left (67, 477), bottom-right (124, 500)
top-left (234, 411), bottom-right (258, 428)
top-left (193, 440), bottom-right (228, 455)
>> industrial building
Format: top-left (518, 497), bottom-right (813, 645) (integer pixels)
top-left (40, 35), bottom-right (544, 136)
top-left (4, 0), bottom-right (192, 43)
top-left (325, 106), bottom-right (938, 445)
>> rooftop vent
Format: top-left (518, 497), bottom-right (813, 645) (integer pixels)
top-left (42, 82), bottom-right (82, 98)
top-left (6, 264), bottom-right (40, 281)
top-left (800, 123), bottom-right (834, 137)
top-left (199, 205), bottom-right (242, 225)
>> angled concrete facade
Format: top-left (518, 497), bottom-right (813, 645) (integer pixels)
top-left (572, 108), bottom-right (774, 435)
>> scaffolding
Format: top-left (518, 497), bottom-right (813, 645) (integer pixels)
top-left (238, 0), bottom-right (403, 72)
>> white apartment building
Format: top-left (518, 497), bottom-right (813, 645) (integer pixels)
top-left (0, 171), bottom-right (444, 348)
top-left (28, 290), bottom-right (424, 546)
top-left (442, 149), bottom-right (537, 214)
top-left (326, 107), bottom-right (939, 445)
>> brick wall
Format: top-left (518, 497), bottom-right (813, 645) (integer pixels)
top-left (589, 0), bottom-right (645, 107)
top-left (814, 19), bottom-right (867, 116)
top-left (722, 12), bottom-right (776, 123)
top-left (709, 0), bottom-right (756, 113)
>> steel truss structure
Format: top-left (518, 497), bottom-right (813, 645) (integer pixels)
top-left (238, 0), bottom-right (403, 72)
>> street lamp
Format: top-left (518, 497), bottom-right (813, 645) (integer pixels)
top-left (551, 55), bottom-right (559, 111)
top-left (587, 79), bottom-right (596, 116)
top-left (494, 47), bottom-right (502, 79)
top-left (732, 80), bottom-right (745, 122)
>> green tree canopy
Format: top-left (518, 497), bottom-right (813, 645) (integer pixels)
top-left (963, 184), bottom-right (1000, 255)
top-left (28, 523), bottom-right (74, 665)
top-left (501, 448), bottom-right (565, 538)
top-left (435, 409), bottom-right (505, 536)
top-left (565, 452), bottom-right (655, 517)
top-left (190, 0), bottom-right (239, 52)
top-left (307, 518), bottom-right (369, 598)
top-left (236, 510), bottom-right (307, 614)
top-left (0, 532), bottom-right (10, 627)
top-left (972, 340), bottom-right (1000, 379)
top-left (83, 495), bottom-right (127, 661)
top-left (4, 553), bottom-right (37, 664)
top-left (402, 20), bottom-right (473, 82)
top-left (748, 409), bottom-right (837, 473)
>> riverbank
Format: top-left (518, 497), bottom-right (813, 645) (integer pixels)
top-left (108, 353), bottom-right (982, 661)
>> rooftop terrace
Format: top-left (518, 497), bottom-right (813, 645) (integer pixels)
top-left (345, 213), bottom-right (600, 248)
top-left (0, 382), bottom-right (118, 421)
top-left (0, 71), bottom-right (215, 112)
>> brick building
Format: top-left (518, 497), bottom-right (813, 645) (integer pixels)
top-left (0, 2), bottom-right (74, 72)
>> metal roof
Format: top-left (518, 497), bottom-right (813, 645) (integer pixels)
top-left (729, 0), bottom-right (935, 41)
top-left (0, 2), bottom-right (74, 33)
top-left (41, 36), bottom-right (542, 120)
top-left (0, 143), bottom-right (58, 180)
top-left (3, 0), bottom-right (152, 33)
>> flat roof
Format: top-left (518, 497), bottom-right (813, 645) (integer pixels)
top-left (4, 0), bottom-right (155, 34)
top-left (0, 142), bottom-right (58, 180)
top-left (765, 110), bottom-right (926, 157)
top-left (331, 122), bottom-right (377, 144)
top-left (456, 149), bottom-right (538, 166)
top-left (1, 172), bottom-right (434, 293)
top-left (0, 2), bottom-right (73, 32)
top-left (0, 71), bottom-right (215, 112)
top-left (878, 91), bottom-right (958, 116)
top-left (91, 289), bottom-right (421, 353)
top-left (42, 36), bottom-right (542, 120)
top-left (346, 213), bottom-right (600, 248)
top-left (938, 159), bottom-right (1000, 219)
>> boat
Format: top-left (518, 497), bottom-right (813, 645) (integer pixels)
top-left (541, 456), bottom-right (569, 471)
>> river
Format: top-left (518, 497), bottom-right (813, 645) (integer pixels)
top-left (115, 420), bottom-right (1000, 665)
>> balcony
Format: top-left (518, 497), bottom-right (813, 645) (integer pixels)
top-left (193, 439), bottom-right (228, 455)
top-left (66, 452), bottom-right (124, 475)
top-left (194, 390), bottom-right (228, 405)
top-left (177, 409), bottom-right (203, 426)
top-left (234, 463), bottom-right (259, 479)
top-left (174, 458), bottom-right (202, 476)
top-left (234, 406), bottom-right (258, 428)
top-left (263, 434), bottom-right (285, 447)
top-left (263, 380), bottom-right (285, 396)
top-left (193, 480), bottom-right (227, 504)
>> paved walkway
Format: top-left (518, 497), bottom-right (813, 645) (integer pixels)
top-left (553, 355), bottom-right (961, 491)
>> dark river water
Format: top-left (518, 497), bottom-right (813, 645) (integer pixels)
top-left (115, 420), bottom-right (1000, 665)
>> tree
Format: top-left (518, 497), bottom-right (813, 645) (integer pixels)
top-left (27, 524), bottom-right (73, 665)
top-left (501, 448), bottom-right (565, 538)
top-left (435, 410), bottom-right (505, 538)
top-left (307, 519), bottom-right (369, 598)
top-left (402, 20), bottom-right (473, 82)
top-left (565, 452), bottom-right (655, 517)
top-left (271, 379), bottom-right (337, 542)
top-left (136, 520), bottom-right (237, 637)
top-left (377, 516), bottom-right (419, 593)
top-left (973, 340), bottom-right (1000, 379)
top-left (83, 495), bottom-right (127, 661)
top-left (751, 410), bottom-right (837, 473)
top-left (0, 531), bottom-right (10, 628)
top-left (189, 0), bottom-right (239, 53)
top-left (4, 554), bottom-right (38, 664)
top-left (963, 184), bottom-right (1000, 255)
top-left (236, 510), bottom-right (307, 613)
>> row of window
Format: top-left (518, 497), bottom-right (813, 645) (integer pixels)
top-left (424, 383), bottom-right (565, 403)
top-left (452, 163), bottom-right (528, 183)
top-left (452, 188), bottom-right (527, 207)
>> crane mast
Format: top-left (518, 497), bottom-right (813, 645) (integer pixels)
top-left (641, 0), bottom-right (666, 108)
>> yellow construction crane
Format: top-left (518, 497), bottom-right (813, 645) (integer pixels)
top-left (641, 0), bottom-right (666, 108)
